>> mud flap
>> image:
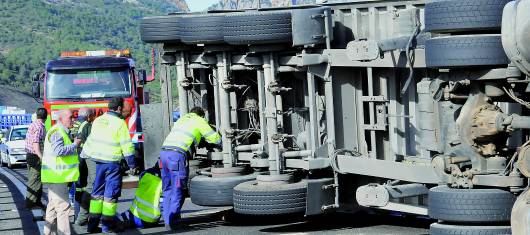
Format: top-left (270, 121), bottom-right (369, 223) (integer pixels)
top-left (306, 178), bottom-right (335, 216)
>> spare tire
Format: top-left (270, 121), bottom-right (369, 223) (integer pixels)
top-left (180, 14), bottom-right (225, 45)
top-left (140, 15), bottom-right (181, 43)
top-left (428, 186), bottom-right (516, 223)
top-left (424, 0), bottom-right (512, 33)
top-left (224, 10), bottom-right (293, 45)
top-left (189, 174), bottom-right (257, 206)
top-left (233, 180), bottom-right (307, 215)
top-left (430, 223), bottom-right (512, 235)
top-left (425, 35), bottom-right (509, 68)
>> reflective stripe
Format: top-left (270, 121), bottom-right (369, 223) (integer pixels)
top-left (90, 138), bottom-right (121, 147)
top-left (135, 196), bottom-right (156, 209)
top-left (90, 199), bottom-right (103, 214)
top-left (170, 129), bottom-right (197, 145)
top-left (161, 139), bottom-right (189, 151)
top-left (85, 150), bottom-right (122, 162)
top-left (41, 163), bottom-right (79, 171)
top-left (204, 130), bottom-right (217, 138)
top-left (120, 140), bottom-right (132, 146)
top-left (131, 204), bottom-right (158, 220)
top-left (102, 201), bottom-right (117, 216)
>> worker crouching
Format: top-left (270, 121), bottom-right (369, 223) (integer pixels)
top-left (160, 107), bottom-right (221, 230)
top-left (81, 98), bottom-right (137, 233)
top-left (120, 164), bottom-right (163, 229)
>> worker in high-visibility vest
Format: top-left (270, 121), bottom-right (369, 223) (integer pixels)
top-left (81, 98), bottom-right (137, 233)
top-left (160, 107), bottom-right (221, 230)
top-left (119, 164), bottom-right (162, 229)
top-left (42, 109), bottom-right (81, 235)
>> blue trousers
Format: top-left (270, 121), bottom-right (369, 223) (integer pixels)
top-left (159, 150), bottom-right (188, 228)
top-left (88, 162), bottom-right (122, 231)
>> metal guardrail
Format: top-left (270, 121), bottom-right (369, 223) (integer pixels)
top-left (0, 114), bottom-right (32, 130)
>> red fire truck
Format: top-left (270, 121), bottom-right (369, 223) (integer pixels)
top-left (32, 49), bottom-right (150, 152)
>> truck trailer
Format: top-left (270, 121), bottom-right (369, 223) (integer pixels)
top-left (140, 0), bottom-right (530, 233)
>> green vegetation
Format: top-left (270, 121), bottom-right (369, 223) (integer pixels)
top-left (0, 0), bottom-right (187, 100)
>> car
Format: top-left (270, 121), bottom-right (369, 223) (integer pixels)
top-left (0, 125), bottom-right (29, 168)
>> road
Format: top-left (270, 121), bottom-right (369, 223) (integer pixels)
top-left (2, 164), bottom-right (431, 235)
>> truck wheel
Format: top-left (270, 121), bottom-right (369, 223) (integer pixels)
top-left (223, 10), bottom-right (293, 45)
top-left (233, 180), bottom-right (307, 215)
top-left (425, 0), bottom-right (512, 33)
top-left (189, 174), bottom-right (257, 206)
top-left (430, 223), bottom-right (512, 235)
top-left (425, 35), bottom-right (509, 68)
top-left (140, 15), bottom-right (181, 43)
top-left (428, 186), bottom-right (516, 223)
top-left (180, 14), bottom-right (225, 45)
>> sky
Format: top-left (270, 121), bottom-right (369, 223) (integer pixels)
top-left (187, 0), bottom-right (220, 12)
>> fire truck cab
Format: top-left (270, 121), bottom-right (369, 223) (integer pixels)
top-left (32, 49), bottom-right (148, 164)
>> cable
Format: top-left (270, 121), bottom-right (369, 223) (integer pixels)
top-left (503, 86), bottom-right (530, 109)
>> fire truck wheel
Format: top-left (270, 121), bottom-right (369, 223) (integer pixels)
top-left (139, 15), bottom-right (181, 43)
top-left (425, 35), bottom-right (509, 68)
top-left (233, 180), bottom-right (307, 215)
top-left (428, 186), bottom-right (516, 223)
top-left (180, 14), bottom-right (225, 45)
top-left (429, 223), bottom-right (511, 235)
top-left (189, 174), bottom-right (257, 206)
top-left (425, 0), bottom-right (511, 33)
top-left (223, 10), bottom-right (293, 45)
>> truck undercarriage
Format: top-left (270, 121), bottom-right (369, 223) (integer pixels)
top-left (140, 0), bottom-right (530, 233)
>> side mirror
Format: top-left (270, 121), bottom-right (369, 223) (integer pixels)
top-left (32, 81), bottom-right (41, 98)
top-left (138, 69), bottom-right (147, 85)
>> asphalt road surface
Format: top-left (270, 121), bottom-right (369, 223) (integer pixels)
top-left (2, 164), bottom-right (431, 235)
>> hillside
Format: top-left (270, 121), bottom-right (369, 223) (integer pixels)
top-left (209, 0), bottom-right (317, 9)
top-left (0, 0), bottom-right (188, 96)
top-left (0, 85), bottom-right (40, 113)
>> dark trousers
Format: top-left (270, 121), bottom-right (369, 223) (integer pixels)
top-left (75, 157), bottom-right (95, 224)
top-left (160, 150), bottom-right (188, 228)
top-left (26, 153), bottom-right (42, 206)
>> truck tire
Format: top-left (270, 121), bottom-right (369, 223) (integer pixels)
top-left (233, 180), bottom-right (307, 215)
top-left (425, 35), bottom-right (509, 68)
top-left (180, 14), bottom-right (225, 45)
top-left (140, 15), bottom-right (180, 43)
top-left (424, 0), bottom-right (512, 33)
top-left (224, 10), bottom-right (293, 45)
top-left (189, 174), bottom-right (257, 206)
top-left (430, 223), bottom-right (512, 235)
top-left (428, 186), bottom-right (516, 223)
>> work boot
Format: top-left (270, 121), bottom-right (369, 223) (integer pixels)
top-left (102, 218), bottom-right (125, 233)
top-left (87, 217), bottom-right (101, 233)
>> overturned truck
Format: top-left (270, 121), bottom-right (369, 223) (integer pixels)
top-left (140, 0), bottom-right (530, 234)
